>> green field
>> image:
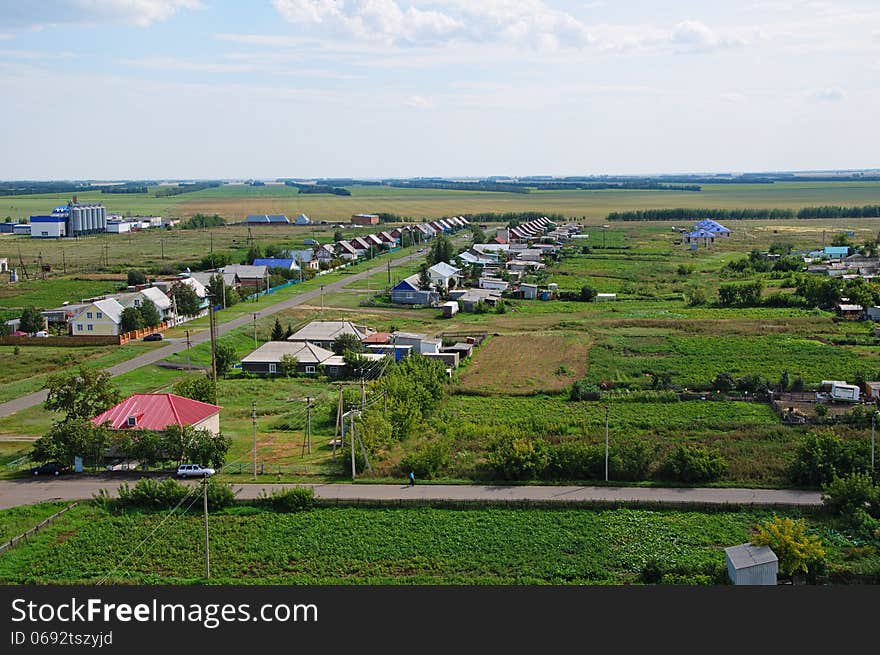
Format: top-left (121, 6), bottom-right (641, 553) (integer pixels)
top-left (0, 502), bottom-right (873, 584)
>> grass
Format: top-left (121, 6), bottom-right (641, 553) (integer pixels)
top-left (1, 502), bottom-right (874, 584)
top-left (0, 501), bottom-right (69, 544)
top-left (457, 333), bottom-right (591, 395)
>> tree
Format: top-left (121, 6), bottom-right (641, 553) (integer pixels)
top-left (19, 306), bottom-right (44, 334)
top-left (333, 229), bottom-right (344, 242)
top-left (789, 429), bottom-right (869, 486)
top-left (713, 371), bottom-right (736, 393)
top-left (400, 230), bottom-right (414, 248)
top-left (417, 263), bottom-right (432, 291)
top-left (470, 225), bottom-right (486, 244)
top-left (279, 354), bottom-right (299, 377)
top-left (427, 234), bottom-right (454, 266)
top-left (207, 273), bottom-right (236, 309)
top-left (244, 244), bottom-right (262, 264)
top-left (215, 342), bottom-right (236, 377)
top-left (120, 307), bottom-right (144, 333)
top-left (271, 318), bottom-right (284, 341)
top-left (778, 370), bottom-right (791, 393)
top-left (172, 376), bottom-right (217, 405)
top-left (333, 332), bottom-right (365, 355)
top-left (579, 284), bottom-right (597, 302)
top-left (170, 282), bottom-right (201, 317)
top-left (31, 418), bottom-right (109, 470)
top-left (44, 365), bottom-right (120, 423)
top-left (284, 323), bottom-right (294, 339)
top-left (127, 269), bottom-right (147, 286)
top-left (659, 445), bottom-right (727, 483)
top-left (138, 298), bottom-right (162, 328)
top-left (751, 516), bottom-right (826, 579)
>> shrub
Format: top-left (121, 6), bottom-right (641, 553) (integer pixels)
top-left (127, 269), bottom-right (147, 286)
top-left (116, 478), bottom-right (189, 509)
top-left (712, 371), bottom-right (736, 393)
top-left (487, 437), bottom-right (551, 480)
top-left (751, 516), bottom-right (826, 579)
top-left (658, 445), bottom-right (727, 483)
top-left (255, 486), bottom-right (315, 512)
top-left (547, 441), bottom-right (603, 480)
top-left (789, 430), bottom-right (869, 487)
top-left (822, 473), bottom-right (879, 520)
top-left (612, 441), bottom-right (652, 481)
top-left (570, 380), bottom-right (602, 401)
top-left (204, 479), bottom-right (236, 510)
top-left (400, 438), bottom-right (453, 479)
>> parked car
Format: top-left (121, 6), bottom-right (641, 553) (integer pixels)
top-left (417, 248), bottom-right (425, 253)
top-left (30, 462), bottom-right (70, 476)
top-left (34, 331), bottom-right (49, 337)
top-left (176, 464), bottom-right (215, 478)
top-left (143, 333), bottom-right (163, 341)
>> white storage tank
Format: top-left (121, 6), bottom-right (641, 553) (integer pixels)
top-left (71, 207), bottom-right (83, 234)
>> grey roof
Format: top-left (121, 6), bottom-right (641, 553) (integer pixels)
top-left (241, 341), bottom-right (334, 365)
top-left (287, 321), bottom-right (371, 343)
top-left (188, 271), bottom-right (239, 287)
top-left (724, 543), bottom-right (778, 570)
top-left (75, 298), bottom-right (124, 324)
top-left (220, 264), bottom-right (269, 279)
top-left (429, 261), bottom-right (460, 278)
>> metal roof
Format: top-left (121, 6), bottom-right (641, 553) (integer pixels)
top-left (74, 298), bottom-right (124, 324)
top-left (724, 543), bottom-right (778, 570)
top-left (241, 341), bottom-right (334, 365)
top-left (252, 258), bottom-right (299, 270)
top-left (220, 264), bottom-right (269, 279)
top-left (287, 321), bottom-right (371, 342)
top-left (92, 393), bottom-right (220, 431)
top-left (429, 261), bottom-right (460, 278)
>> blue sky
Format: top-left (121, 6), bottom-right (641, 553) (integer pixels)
top-left (1, 0), bottom-right (878, 179)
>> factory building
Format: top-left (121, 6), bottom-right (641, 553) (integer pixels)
top-left (30, 201), bottom-right (107, 238)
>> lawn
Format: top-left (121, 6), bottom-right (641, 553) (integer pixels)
top-left (1, 502), bottom-right (873, 584)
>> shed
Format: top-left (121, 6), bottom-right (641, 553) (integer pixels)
top-left (596, 293), bottom-right (617, 301)
top-left (441, 301), bottom-right (459, 318)
top-left (724, 543), bottom-right (778, 585)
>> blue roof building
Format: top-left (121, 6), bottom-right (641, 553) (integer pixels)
top-left (391, 275), bottom-right (439, 306)
top-left (252, 257), bottom-right (299, 271)
top-left (823, 246), bottom-right (850, 259)
top-left (695, 219), bottom-right (731, 236)
top-left (246, 214), bottom-right (289, 224)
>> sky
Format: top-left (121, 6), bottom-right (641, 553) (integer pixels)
top-left (0, 0), bottom-right (878, 180)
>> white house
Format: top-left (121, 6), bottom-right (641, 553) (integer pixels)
top-left (117, 287), bottom-right (174, 322)
top-left (428, 261), bottom-right (461, 291)
top-left (71, 298), bottom-right (125, 336)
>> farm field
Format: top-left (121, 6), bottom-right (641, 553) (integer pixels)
top-left (5, 182), bottom-right (880, 224)
top-left (457, 333), bottom-right (591, 395)
top-left (0, 501), bottom-right (68, 544)
top-left (0, 502), bottom-right (874, 584)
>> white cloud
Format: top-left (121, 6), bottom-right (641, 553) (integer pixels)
top-left (809, 87), bottom-right (845, 101)
top-left (0, 0), bottom-right (201, 29)
top-left (404, 94), bottom-right (432, 108)
top-left (271, 0), bottom-right (592, 48)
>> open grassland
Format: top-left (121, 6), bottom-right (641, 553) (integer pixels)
top-left (0, 503), bottom-right (874, 584)
top-left (0, 501), bottom-right (69, 544)
top-left (457, 334), bottom-right (591, 395)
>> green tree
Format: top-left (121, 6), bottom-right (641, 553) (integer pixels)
top-left (244, 244), bottom-right (262, 264)
top-left (751, 516), bottom-right (826, 578)
top-left (31, 418), bottom-right (109, 469)
top-left (279, 354), bottom-right (299, 377)
top-left (172, 376), bottom-right (217, 405)
top-left (215, 342), bottom-right (236, 377)
top-left (120, 307), bottom-right (144, 333)
top-left (170, 281), bottom-right (201, 317)
top-left (778, 370), bottom-right (791, 393)
top-left (44, 365), bottom-right (120, 423)
top-left (283, 323), bottom-right (294, 339)
top-left (333, 332), bottom-right (365, 355)
top-left (579, 284), bottom-right (597, 302)
top-left (659, 445), bottom-right (727, 483)
top-left (417, 263), bottom-right (432, 291)
top-left (333, 229), bottom-right (344, 242)
top-left (427, 234), bottom-right (454, 266)
top-left (271, 318), bottom-right (284, 341)
top-left (207, 273), bottom-right (236, 309)
top-left (127, 269), bottom-right (147, 286)
top-left (470, 225), bottom-right (487, 244)
top-left (138, 298), bottom-right (162, 328)
top-left (19, 306), bottom-right (44, 334)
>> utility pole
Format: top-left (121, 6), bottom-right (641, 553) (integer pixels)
top-left (350, 412), bottom-right (356, 481)
top-left (334, 384), bottom-right (343, 461)
top-left (160, 237), bottom-right (165, 260)
top-left (208, 302), bottom-right (217, 385)
top-left (252, 401), bottom-right (257, 480)
top-left (210, 231), bottom-right (213, 253)
top-left (184, 329), bottom-right (191, 370)
top-left (387, 260), bottom-right (391, 288)
top-left (604, 404), bottom-right (610, 482)
top-left (202, 477), bottom-right (210, 579)
top-left (361, 375), bottom-right (366, 406)
top-left (306, 396), bottom-right (312, 455)
top-left (61, 249), bottom-right (66, 274)
top-left (252, 312), bottom-right (259, 349)
top-left (320, 285), bottom-right (324, 314)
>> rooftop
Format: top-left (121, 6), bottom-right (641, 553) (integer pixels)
top-left (724, 543), bottom-right (778, 570)
top-left (92, 393), bottom-right (220, 431)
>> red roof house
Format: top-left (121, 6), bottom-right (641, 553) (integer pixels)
top-left (362, 331), bottom-right (392, 345)
top-left (92, 393), bottom-right (221, 435)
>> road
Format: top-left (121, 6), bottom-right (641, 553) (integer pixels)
top-left (0, 478), bottom-right (822, 510)
top-left (0, 248), bottom-right (430, 419)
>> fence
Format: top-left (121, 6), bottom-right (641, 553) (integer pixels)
top-left (0, 503), bottom-right (79, 555)
top-left (118, 320), bottom-right (171, 345)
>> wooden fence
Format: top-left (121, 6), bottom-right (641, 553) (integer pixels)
top-left (0, 502), bottom-right (79, 555)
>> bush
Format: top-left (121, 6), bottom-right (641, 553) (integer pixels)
top-left (127, 270), bottom-right (147, 286)
top-left (751, 516), bottom-right (826, 579)
top-left (570, 380), bottom-right (602, 401)
top-left (789, 430), bottom-right (870, 487)
top-left (547, 441), bottom-right (603, 479)
top-left (204, 479), bottom-right (236, 510)
top-left (822, 472), bottom-right (879, 520)
top-left (116, 478), bottom-right (189, 509)
top-left (255, 486), bottom-right (315, 512)
top-left (658, 445), bottom-right (727, 483)
top-left (487, 437), bottom-right (551, 480)
top-left (612, 441), bottom-right (652, 481)
top-left (400, 438), bottom-right (453, 479)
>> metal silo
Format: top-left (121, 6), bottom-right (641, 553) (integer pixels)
top-left (88, 206), bottom-right (96, 233)
top-left (72, 207), bottom-right (83, 235)
top-left (98, 206), bottom-right (106, 231)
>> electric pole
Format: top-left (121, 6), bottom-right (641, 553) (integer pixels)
top-left (252, 312), bottom-right (259, 349)
top-left (320, 285), bottom-right (324, 314)
top-left (252, 400), bottom-right (257, 480)
top-left (604, 404), bottom-right (610, 482)
top-left (208, 302), bottom-right (217, 385)
top-left (334, 384), bottom-right (343, 461)
top-left (185, 329), bottom-right (191, 370)
top-left (350, 412), bottom-right (356, 481)
top-left (306, 396), bottom-right (312, 456)
top-left (202, 477), bottom-right (210, 579)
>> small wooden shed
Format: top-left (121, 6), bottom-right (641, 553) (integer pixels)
top-left (725, 543), bottom-right (778, 585)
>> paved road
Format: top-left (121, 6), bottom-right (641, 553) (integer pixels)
top-left (0, 478), bottom-right (822, 510)
top-left (0, 248), bottom-right (429, 419)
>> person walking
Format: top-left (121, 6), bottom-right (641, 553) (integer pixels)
top-left (409, 470), bottom-right (415, 487)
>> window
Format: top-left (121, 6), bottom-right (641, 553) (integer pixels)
top-left (86, 312), bottom-right (92, 319)
top-left (134, 300), bottom-right (141, 307)
top-left (306, 365), bottom-right (316, 374)
top-left (268, 363), bottom-right (277, 374)
top-left (126, 416), bottom-right (137, 427)
top-left (96, 312), bottom-right (103, 319)
top-left (76, 324), bottom-right (83, 331)
top-left (87, 324), bottom-right (93, 331)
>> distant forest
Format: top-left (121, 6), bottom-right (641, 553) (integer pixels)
top-left (284, 181), bottom-right (351, 196)
top-left (153, 182), bottom-right (222, 197)
top-left (608, 205), bottom-right (880, 221)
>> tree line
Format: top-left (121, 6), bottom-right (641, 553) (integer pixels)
top-left (607, 208), bottom-right (796, 221)
top-left (153, 182), bottom-right (221, 197)
top-left (284, 182), bottom-right (351, 196)
top-left (796, 205), bottom-right (880, 219)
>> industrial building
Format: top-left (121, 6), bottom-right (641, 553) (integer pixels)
top-left (29, 202), bottom-right (107, 238)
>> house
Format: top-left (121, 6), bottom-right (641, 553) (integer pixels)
top-left (246, 214), bottom-right (290, 224)
top-left (219, 264), bottom-right (269, 288)
top-left (352, 236), bottom-right (373, 253)
top-left (864, 381), bottom-right (880, 400)
top-left (424, 351), bottom-right (459, 368)
top-left (241, 341), bottom-right (334, 376)
top-left (294, 213), bottom-right (311, 225)
top-left (453, 288), bottom-right (501, 312)
top-left (287, 321), bottom-right (373, 350)
top-left (366, 344), bottom-right (412, 361)
top-left (724, 543), bottom-right (778, 585)
top-left (479, 277), bottom-right (508, 292)
top-left (362, 332), bottom-right (392, 345)
top-left (836, 302), bottom-right (864, 319)
top-left (252, 257), bottom-right (300, 272)
top-left (596, 293), bottom-right (617, 302)
top-left (378, 231), bottom-right (398, 245)
top-left (867, 306), bottom-right (880, 321)
top-left (392, 331), bottom-right (441, 354)
top-left (520, 283), bottom-right (538, 300)
top-left (441, 342), bottom-right (473, 359)
top-left (457, 251), bottom-right (496, 268)
top-left (695, 219), bottom-right (731, 237)
top-left (71, 298), bottom-right (125, 336)
top-left (682, 229), bottom-right (716, 246)
top-left (116, 287), bottom-right (174, 322)
top-left (187, 271), bottom-right (240, 291)
top-left (351, 213), bottom-right (380, 225)
top-left (390, 275), bottom-right (440, 306)
top-left (824, 246), bottom-right (850, 260)
top-left (336, 241), bottom-right (359, 260)
top-left (92, 393), bottom-right (221, 436)
top-left (29, 215), bottom-right (67, 238)
top-left (366, 233), bottom-right (384, 248)
top-left (321, 352), bottom-right (388, 379)
top-left (428, 262), bottom-right (461, 291)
